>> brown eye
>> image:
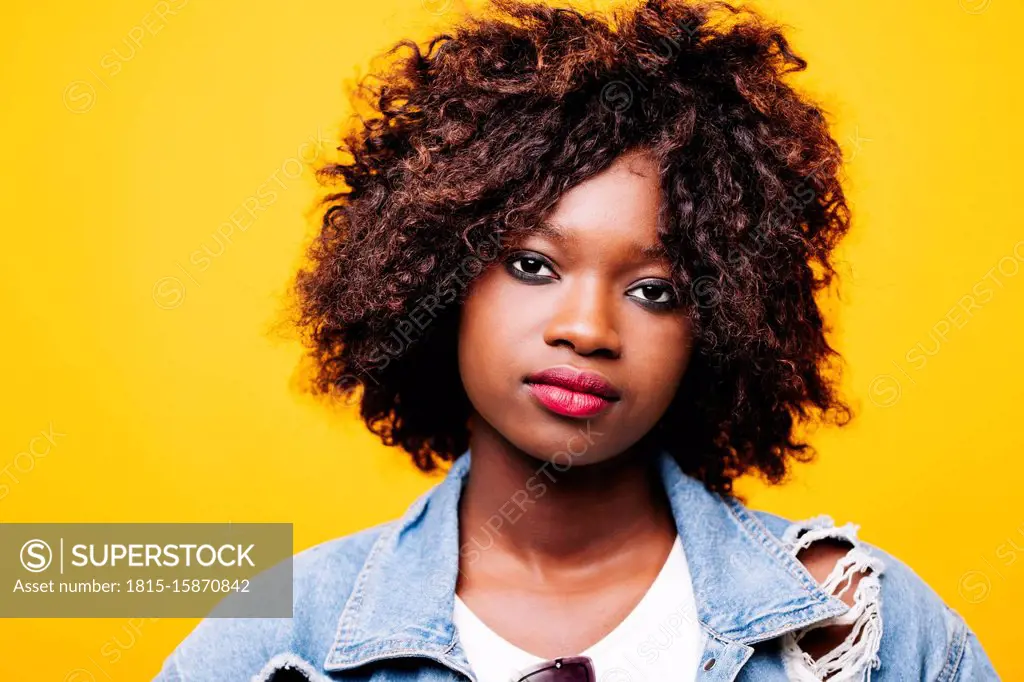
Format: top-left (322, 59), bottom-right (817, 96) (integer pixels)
top-left (505, 252), bottom-right (557, 281)
top-left (626, 282), bottom-right (678, 310)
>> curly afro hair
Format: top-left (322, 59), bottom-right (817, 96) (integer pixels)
top-left (290, 0), bottom-right (853, 495)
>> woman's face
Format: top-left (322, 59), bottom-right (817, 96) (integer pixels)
top-left (458, 149), bottom-right (694, 466)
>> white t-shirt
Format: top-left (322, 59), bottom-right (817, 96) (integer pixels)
top-left (453, 534), bottom-right (704, 682)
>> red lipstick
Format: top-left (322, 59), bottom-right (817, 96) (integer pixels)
top-left (524, 366), bottom-right (621, 418)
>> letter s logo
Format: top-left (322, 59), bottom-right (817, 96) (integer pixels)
top-left (20, 539), bottom-right (53, 573)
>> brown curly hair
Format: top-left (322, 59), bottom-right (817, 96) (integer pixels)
top-left (290, 0), bottom-right (853, 495)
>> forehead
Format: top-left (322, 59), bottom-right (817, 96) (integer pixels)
top-left (524, 150), bottom-right (667, 261)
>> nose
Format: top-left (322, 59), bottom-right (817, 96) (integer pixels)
top-left (542, 275), bottom-right (622, 358)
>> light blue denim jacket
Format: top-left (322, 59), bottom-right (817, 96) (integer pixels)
top-left (153, 448), bottom-right (999, 681)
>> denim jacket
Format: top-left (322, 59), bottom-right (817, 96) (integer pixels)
top-left (153, 448), bottom-right (999, 681)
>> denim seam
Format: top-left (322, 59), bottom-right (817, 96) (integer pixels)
top-left (936, 607), bottom-right (969, 682)
top-left (442, 638), bottom-right (477, 682)
top-left (325, 518), bottom-right (397, 663)
top-left (323, 646), bottom-right (471, 678)
top-left (725, 496), bottom-right (838, 602)
top-left (666, 479), bottom-right (845, 644)
top-left (723, 508), bottom-right (863, 645)
top-left (660, 478), bottom-right (743, 644)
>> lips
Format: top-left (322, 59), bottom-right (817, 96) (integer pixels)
top-left (524, 366), bottom-right (621, 418)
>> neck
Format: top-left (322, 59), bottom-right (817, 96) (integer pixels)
top-left (458, 414), bottom-right (676, 576)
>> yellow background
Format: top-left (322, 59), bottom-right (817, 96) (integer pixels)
top-left (1, 0), bottom-right (1021, 678)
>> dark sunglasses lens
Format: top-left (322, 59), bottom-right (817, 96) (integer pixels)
top-left (521, 662), bottom-right (592, 682)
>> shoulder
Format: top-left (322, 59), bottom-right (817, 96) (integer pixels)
top-left (750, 509), bottom-right (999, 680)
top-left (152, 520), bottom-right (393, 682)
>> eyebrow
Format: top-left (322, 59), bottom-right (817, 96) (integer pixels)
top-left (531, 220), bottom-right (670, 262)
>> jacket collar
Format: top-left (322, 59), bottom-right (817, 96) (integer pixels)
top-left (323, 448), bottom-right (849, 675)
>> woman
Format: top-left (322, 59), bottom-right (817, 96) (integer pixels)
top-left (155, 0), bottom-right (998, 679)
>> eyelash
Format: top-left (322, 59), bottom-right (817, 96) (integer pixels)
top-left (503, 252), bottom-right (679, 311)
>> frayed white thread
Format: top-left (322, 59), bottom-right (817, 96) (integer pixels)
top-left (781, 514), bottom-right (842, 546)
top-left (780, 518), bottom-right (886, 682)
top-left (251, 653), bottom-right (332, 682)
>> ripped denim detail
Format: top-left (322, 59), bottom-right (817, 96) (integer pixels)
top-left (253, 653), bottom-right (328, 682)
top-left (779, 515), bottom-right (886, 681)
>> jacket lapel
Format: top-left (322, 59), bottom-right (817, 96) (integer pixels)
top-left (322, 448), bottom-right (849, 678)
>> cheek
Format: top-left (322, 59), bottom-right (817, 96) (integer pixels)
top-left (457, 267), bottom-right (521, 384)
top-left (625, 318), bottom-right (693, 407)
top-left (460, 264), bottom-right (549, 345)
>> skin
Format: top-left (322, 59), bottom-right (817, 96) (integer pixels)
top-left (457, 147), bottom-right (693, 470)
top-left (454, 147), bottom-right (856, 663)
top-left (455, 148), bottom-right (690, 657)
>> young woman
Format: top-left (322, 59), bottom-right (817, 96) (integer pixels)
top-left (155, 0), bottom-right (998, 680)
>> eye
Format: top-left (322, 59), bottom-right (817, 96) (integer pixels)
top-left (627, 281), bottom-right (679, 310)
top-left (505, 252), bottom-right (557, 282)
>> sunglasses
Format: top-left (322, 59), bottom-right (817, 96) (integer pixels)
top-left (514, 656), bottom-right (596, 682)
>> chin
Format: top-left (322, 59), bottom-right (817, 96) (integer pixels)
top-left (510, 432), bottom-right (618, 469)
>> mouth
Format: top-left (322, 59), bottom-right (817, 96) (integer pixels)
top-left (523, 366), bottom-right (621, 419)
